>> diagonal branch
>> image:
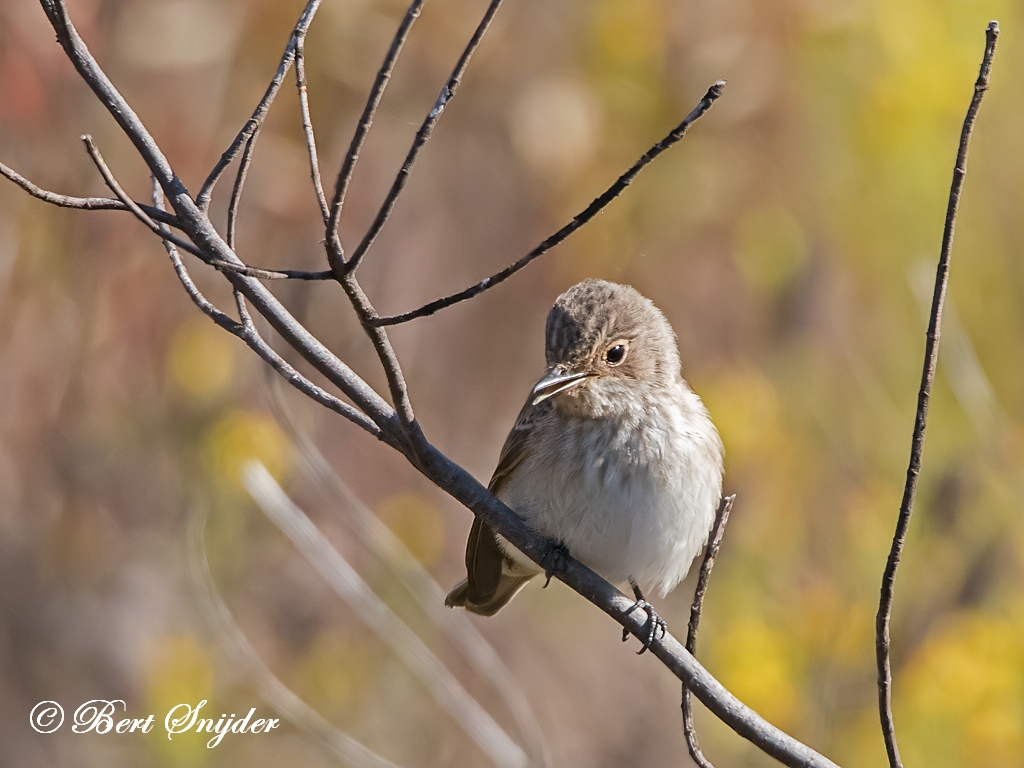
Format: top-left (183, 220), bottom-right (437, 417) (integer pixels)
top-left (416, 446), bottom-right (839, 768)
top-left (325, 0), bottom-right (426, 264)
top-left (340, 0), bottom-right (505, 275)
top-left (197, 0), bottom-right (322, 209)
top-left (339, 271), bottom-right (424, 451)
top-left (370, 79), bottom-right (726, 326)
top-left (874, 21), bottom-right (999, 768)
top-left (81, 135), bottom-right (205, 259)
top-left (683, 495), bottom-right (735, 768)
top-left (1, 160), bottom-right (181, 228)
top-left (150, 181), bottom-right (391, 444)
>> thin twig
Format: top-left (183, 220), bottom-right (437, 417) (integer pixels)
top-left (81, 135), bottom-right (206, 259)
top-left (1, 160), bottom-right (180, 227)
top-left (84, 136), bottom-right (325, 284)
top-left (341, 0), bottom-right (505, 275)
top-left (151, 178), bottom-right (386, 439)
top-left (875, 21), bottom-right (998, 768)
top-left (340, 273), bottom-right (425, 450)
top-left (149, 180), bottom-right (389, 442)
top-left (83, 145), bottom-right (327, 282)
top-left (226, 132), bottom-right (257, 250)
top-left (682, 495), bottom-right (735, 768)
top-left (197, 0), bottom-right (322, 209)
top-left (325, 0), bottom-right (426, 266)
top-left (210, 260), bottom-right (333, 281)
top-left (150, 176), bottom-right (242, 334)
top-left (295, 39), bottom-right (330, 223)
top-left (371, 79), bottom-right (726, 326)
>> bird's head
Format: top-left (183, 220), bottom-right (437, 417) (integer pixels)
top-left (531, 279), bottom-right (682, 416)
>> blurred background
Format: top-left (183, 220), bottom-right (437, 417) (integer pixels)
top-left (2, 0), bottom-right (1023, 765)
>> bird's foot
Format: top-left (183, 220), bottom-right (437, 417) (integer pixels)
top-left (621, 580), bottom-right (667, 654)
top-left (540, 540), bottom-right (570, 588)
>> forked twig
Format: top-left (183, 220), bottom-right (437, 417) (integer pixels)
top-left (81, 135), bottom-right (205, 259)
top-left (682, 495), bottom-right (735, 768)
top-left (370, 80), bottom-right (726, 326)
top-left (874, 21), bottom-right (999, 768)
top-left (341, 0), bottom-right (505, 274)
top-left (198, 0), bottom-right (322, 209)
top-left (149, 180), bottom-right (388, 441)
top-left (326, 0), bottom-right (426, 262)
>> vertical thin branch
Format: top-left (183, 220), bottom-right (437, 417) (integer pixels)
top-left (682, 495), bottom-right (735, 768)
top-left (342, 0), bottom-right (505, 275)
top-left (875, 21), bottom-right (998, 768)
top-left (295, 39), bottom-right (330, 224)
top-left (226, 133), bottom-right (257, 250)
top-left (326, 0), bottom-right (426, 263)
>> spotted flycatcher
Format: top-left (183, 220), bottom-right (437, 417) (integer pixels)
top-left (446, 279), bottom-right (724, 648)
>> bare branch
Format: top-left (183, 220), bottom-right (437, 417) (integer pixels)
top-left (197, 0), bottom-right (323, 209)
top-left (1, 160), bottom-right (180, 227)
top-left (226, 132), bottom-right (257, 250)
top-left (418, 447), bottom-right (839, 768)
top-left (875, 21), bottom-right (999, 768)
top-left (341, 0), bottom-right (505, 275)
top-left (340, 273), bottom-right (425, 450)
top-left (209, 261), bottom-right (333, 281)
top-left (81, 135), bottom-right (206, 259)
top-left (38, 0), bottom-right (400, 432)
top-left (150, 176), bottom-right (241, 334)
top-left (295, 39), bottom-right (330, 224)
top-left (150, 179), bottom-right (386, 441)
top-left (326, 0), bottom-right (426, 264)
top-left (371, 79), bottom-right (726, 326)
top-left (683, 495), bottom-right (736, 768)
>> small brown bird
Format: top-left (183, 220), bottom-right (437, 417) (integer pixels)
top-left (446, 279), bottom-right (724, 648)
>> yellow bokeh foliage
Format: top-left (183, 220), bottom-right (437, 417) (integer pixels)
top-left (293, 631), bottom-right (374, 719)
top-left (144, 635), bottom-right (216, 767)
top-left (203, 410), bottom-right (292, 490)
top-left (711, 615), bottom-right (803, 730)
top-left (167, 318), bottom-right (237, 400)
top-left (376, 493), bottom-right (447, 567)
top-left (898, 610), bottom-right (1024, 767)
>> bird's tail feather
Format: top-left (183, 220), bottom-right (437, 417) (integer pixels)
top-left (445, 573), bottom-right (534, 616)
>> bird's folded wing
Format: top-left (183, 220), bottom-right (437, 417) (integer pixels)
top-left (487, 396), bottom-right (547, 497)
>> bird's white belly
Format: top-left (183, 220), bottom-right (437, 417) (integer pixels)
top-left (499, 396), bottom-right (722, 596)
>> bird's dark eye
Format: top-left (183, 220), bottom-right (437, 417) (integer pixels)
top-left (605, 344), bottom-right (627, 365)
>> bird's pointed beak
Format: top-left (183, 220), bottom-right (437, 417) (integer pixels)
top-left (531, 369), bottom-right (591, 405)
